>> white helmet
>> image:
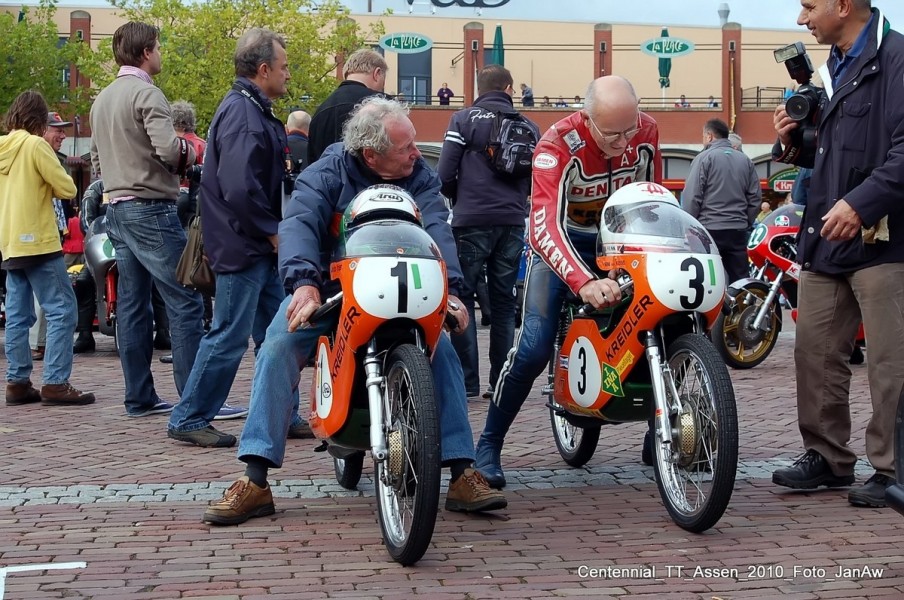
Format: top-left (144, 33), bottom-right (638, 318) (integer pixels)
top-left (599, 181), bottom-right (714, 254)
top-left (604, 181), bottom-right (678, 210)
top-left (342, 185), bottom-right (422, 234)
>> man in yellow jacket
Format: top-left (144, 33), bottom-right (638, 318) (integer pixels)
top-left (0, 90), bottom-right (95, 407)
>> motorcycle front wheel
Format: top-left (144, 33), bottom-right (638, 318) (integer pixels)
top-left (549, 402), bottom-right (601, 467)
top-left (374, 344), bottom-right (441, 566)
top-left (711, 282), bottom-right (780, 369)
top-left (652, 333), bottom-right (738, 533)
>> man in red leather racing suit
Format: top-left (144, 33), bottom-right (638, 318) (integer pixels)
top-left (475, 76), bottom-right (663, 488)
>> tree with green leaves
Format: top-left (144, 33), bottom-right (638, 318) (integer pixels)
top-left (0, 1), bottom-right (95, 119)
top-left (76, 0), bottom-right (383, 133)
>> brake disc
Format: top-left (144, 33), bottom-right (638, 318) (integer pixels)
top-left (738, 304), bottom-right (770, 346)
top-left (388, 429), bottom-right (404, 477)
top-left (678, 411), bottom-right (697, 461)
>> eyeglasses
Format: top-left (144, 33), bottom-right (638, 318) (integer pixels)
top-left (587, 115), bottom-right (641, 145)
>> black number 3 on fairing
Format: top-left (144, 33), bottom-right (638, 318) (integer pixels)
top-left (679, 257), bottom-right (705, 310)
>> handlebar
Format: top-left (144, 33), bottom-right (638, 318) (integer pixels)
top-left (305, 292), bottom-right (343, 327)
top-left (445, 299), bottom-right (464, 333)
top-left (577, 273), bottom-right (635, 317)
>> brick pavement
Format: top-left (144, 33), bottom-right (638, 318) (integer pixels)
top-left (1, 322), bottom-right (902, 599)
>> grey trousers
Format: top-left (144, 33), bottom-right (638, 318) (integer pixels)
top-left (795, 263), bottom-right (904, 477)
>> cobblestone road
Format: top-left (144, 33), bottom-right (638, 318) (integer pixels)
top-left (1, 322), bottom-right (902, 599)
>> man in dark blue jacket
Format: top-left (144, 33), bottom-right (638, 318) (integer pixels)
top-left (438, 64), bottom-right (538, 400)
top-left (202, 97), bottom-right (507, 525)
top-left (306, 49), bottom-right (386, 164)
top-left (771, 2), bottom-right (904, 508)
top-left (167, 28), bottom-right (298, 447)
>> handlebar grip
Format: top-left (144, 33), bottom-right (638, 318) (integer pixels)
top-left (307, 292), bottom-right (343, 325)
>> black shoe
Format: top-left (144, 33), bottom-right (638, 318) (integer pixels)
top-left (159, 354), bottom-right (173, 364)
top-left (153, 331), bottom-right (172, 351)
top-left (73, 333), bottom-right (95, 354)
top-left (168, 426), bottom-right (236, 448)
top-left (287, 421), bottom-right (315, 439)
top-left (848, 473), bottom-right (894, 508)
top-left (772, 449), bottom-right (855, 489)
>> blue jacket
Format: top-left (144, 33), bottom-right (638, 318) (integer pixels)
top-left (279, 143), bottom-right (463, 297)
top-left (200, 78), bottom-right (288, 273)
top-left (437, 90), bottom-right (537, 227)
top-left (775, 9), bottom-right (904, 273)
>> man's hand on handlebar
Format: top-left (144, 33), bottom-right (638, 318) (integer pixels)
top-left (286, 285), bottom-right (321, 332)
top-left (578, 274), bottom-right (622, 310)
top-left (445, 294), bottom-right (469, 335)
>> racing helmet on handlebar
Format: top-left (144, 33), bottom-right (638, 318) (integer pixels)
top-left (341, 185), bottom-right (422, 236)
top-left (338, 185), bottom-right (439, 259)
top-left (599, 181), bottom-right (716, 255)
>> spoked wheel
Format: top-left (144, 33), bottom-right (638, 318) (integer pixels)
top-left (651, 333), bottom-right (738, 533)
top-left (374, 344), bottom-right (441, 566)
top-left (549, 402), bottom-right (601, 467)
top-left (334, 452), bottom-right (365, 490)
top-left (712, 282), bottom-right (780, 369)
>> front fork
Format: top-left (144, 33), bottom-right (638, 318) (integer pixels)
top-left (363, 339), bottom-right (388, 463)
top-left (744, 263), bottom-right (785, 331)
top-left (645, 332), bottom-right (676, 446)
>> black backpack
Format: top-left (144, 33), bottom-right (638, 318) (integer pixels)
top-left (485, 111), bottom-right (538, 178)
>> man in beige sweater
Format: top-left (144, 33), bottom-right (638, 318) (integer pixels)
top-left (90, 21), bottom-right (204, 418)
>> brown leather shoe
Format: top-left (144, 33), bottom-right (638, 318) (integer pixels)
top-left (40, 383), bottom-right (96, 406)
top-left (31, 347), bottom-right (45, 361)
top-left (203, 476), bottom-right (275, 525)
top-left (445, 468), bottom-right (508, 513)
top-left (6, 380), bottom-right (42, 406)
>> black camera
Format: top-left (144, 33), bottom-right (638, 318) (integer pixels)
top-left (186, 163), bottom-right (203, 184)
top-left (774, 42), bottom-right (827, 164)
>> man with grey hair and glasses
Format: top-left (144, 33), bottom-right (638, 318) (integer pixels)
top-left (474, 75), bottom-right (664, 488)
top-left (202, 97), bottom-right (506, 526)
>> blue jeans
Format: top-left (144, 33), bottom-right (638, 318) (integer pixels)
top-left (168, 256), bottom-right (286, 432)
top-left (491, 230), bottom-right (598, 420)
top-left (4, 256), bottom-right (77, 385)
top-left (451, 225), bottom-right (524, 393)
top-left (105, 200), bottom-right (204, 414)
top-left (237, 295), bottom-right (475, 469)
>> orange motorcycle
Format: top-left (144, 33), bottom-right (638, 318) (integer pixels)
top-left (547, 182), bottom-right (738, 533)
top-left (306, 186), bottom-right (450, 565)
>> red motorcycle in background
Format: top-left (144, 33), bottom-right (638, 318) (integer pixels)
top-left (712, 204), bottom-right (864, 369)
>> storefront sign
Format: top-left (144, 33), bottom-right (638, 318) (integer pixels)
top-left (640, 37), bottom-right (695, 58)
top-left (379, 32), bottom-right (433, 54)
top-left (407, 0), bottom-right (511, 8)
top-left (768, 168), bottom-right (800, 192)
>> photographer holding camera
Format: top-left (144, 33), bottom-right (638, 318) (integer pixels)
top-left (771, 1), bottom-right (904, 509)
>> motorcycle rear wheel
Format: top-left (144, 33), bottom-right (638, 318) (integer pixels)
top-left (652, 333), bottom-right (738, 533)
top-left (374, 344), bottom-right (441, 566)
top-left (712, 282), bottom-right (780, 369)
top-left (549, 403), bottom-right (601, 467)
top-left (334, 452), bottom-right (365, 490)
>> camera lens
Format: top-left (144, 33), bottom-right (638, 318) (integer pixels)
top-left (786, 92), bottom-right (814, 122)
